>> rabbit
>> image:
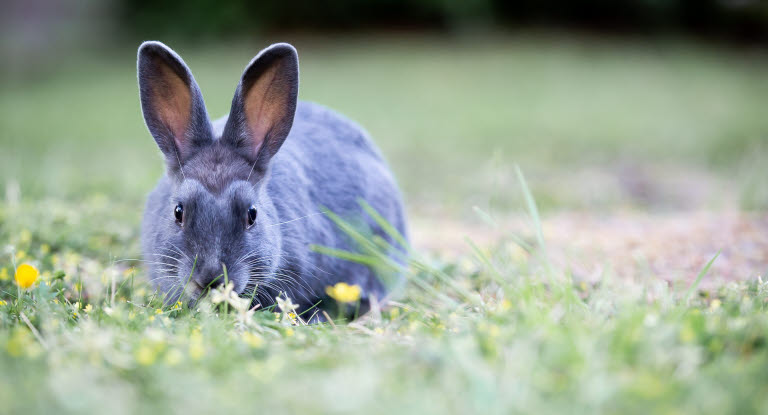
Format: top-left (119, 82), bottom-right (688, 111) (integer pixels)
top-left (137, 41), bottom-right (408, 317)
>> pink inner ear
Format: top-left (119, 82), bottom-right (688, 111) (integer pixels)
top-left (153, 63), bottom-right (192, 149)
top-left (242, 63), bottom-right (284, 155)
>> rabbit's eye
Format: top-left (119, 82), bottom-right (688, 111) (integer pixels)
top-left (174, 203), bottom-right (184, 224)
top-left (246, 205), bottom-right (258, 228)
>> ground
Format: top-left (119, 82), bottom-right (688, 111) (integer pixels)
top-left (413, 210), bottom-right (768, 287)
top-left (1, 34), bottom-right (768, 413)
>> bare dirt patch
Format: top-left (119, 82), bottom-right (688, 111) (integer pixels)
top-left (411, 211), bottom-right (768, 288)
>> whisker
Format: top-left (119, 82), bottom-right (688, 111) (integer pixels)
top-left (152, 253), bottom-right (184, 264)
top-left (266, 211), bottom-right (325, 228)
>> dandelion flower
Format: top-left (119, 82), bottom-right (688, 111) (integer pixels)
top-left (135, 344), bottom-right (156, 366)
top-left (164, 348), bottom-right (183, 366)
top-left (14, 264), bottom-right (39, 289)
top-left (325, 282), bottom-right (361, 303)
top-left (189, 334), bottom-right (205, 360)
top-left (6, 329), bottom-right (37, 358)
top-left (242, 332), bottom-right (264, 348)
top-left (20, 229), bottom-right (32, 244)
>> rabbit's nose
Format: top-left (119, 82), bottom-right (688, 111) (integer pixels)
top-left (194, 266), bottom-right (223, 290)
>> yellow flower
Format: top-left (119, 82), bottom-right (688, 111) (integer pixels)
top-left (0, 268), bottom-right (9, 281)
top-left (6, 328), bottom-right (41, 358)
top-left (189, 340), bottom-right (205, 360)
top-left (488, 325), bottom-right (500, 337)
top-left (164, 348), bottom-right (183, 366)
top-left (679, 325), bottom-right (696, 343)
top-left (84, 304), bottom-right (93, 313)
top-left (40, 244), bottom-right (50, 255)
top-left (20, 229), bottom-right (32, 244)
top-left (325, 282), bottom-right (361, 303)
top-left (0, 300), bottom-right (6, 306)
top-left (242, 332), bottom-right (264, 348)
top-left (155, 308), bottom-right (163, 314)
top-left (15, 250), bottom-right (26, 261)
top-left (188, 331), bottom-right (205, 360)
top-left (135, 344), bottom-right (156, 366)
top-left (14, 264), bottom-right (39, 289)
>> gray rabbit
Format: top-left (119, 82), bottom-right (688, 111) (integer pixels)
top-left (137, 41), bottom-right (407, 317)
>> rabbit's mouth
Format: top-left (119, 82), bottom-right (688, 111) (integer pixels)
top-left (181, 268), bottom-right (251, 305)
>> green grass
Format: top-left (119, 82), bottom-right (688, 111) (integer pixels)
top-left (2, 34), bottom-right (768, 413)
top-left (2, 185), bottom-right (768, 414)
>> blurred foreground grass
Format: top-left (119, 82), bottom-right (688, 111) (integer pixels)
top-left (1, 190), bottom-right (768, 414)
top-left (1, 34), bottom-right (768, 413)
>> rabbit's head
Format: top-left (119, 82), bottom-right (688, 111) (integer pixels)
top-left (137, 41), bottom-right (298, 302)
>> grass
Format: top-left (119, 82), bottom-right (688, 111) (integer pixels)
top-left (1, 33), bottom-right (768, 413)
top-left (2, 183), bottom-right (768, 414)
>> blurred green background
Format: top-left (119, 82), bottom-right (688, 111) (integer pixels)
top-left (1, 0), bottom-right (768, 220)
top-left (2, 4), bottom-right (768, 413)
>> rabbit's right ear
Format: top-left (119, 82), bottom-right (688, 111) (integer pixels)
top-left (221, 43), bottom-right (299, 179)
top-left (137, 41), bottom-right (212, 174)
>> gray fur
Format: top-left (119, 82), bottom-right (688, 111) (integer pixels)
top-left (137, 41), bottom-right (408, 314)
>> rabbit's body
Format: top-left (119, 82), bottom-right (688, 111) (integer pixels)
top-left (138, 42), bottom-right (407, 316)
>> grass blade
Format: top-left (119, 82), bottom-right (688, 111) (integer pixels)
top-left (684, 250), bottom-right (720, 301)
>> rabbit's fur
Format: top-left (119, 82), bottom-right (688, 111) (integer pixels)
top-left (138, 41), bottom-right (407, 315)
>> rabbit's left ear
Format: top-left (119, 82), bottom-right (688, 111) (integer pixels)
top-left (221, 43), bottom-right (299, 174)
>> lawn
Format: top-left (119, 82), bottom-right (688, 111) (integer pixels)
top-left (1, 34), bottom-right (768, 413)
